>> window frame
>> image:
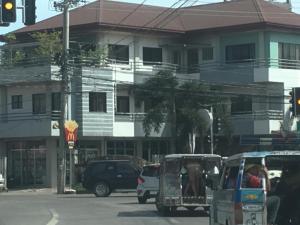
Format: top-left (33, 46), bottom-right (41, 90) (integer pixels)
top-left (117, 96), bottom-right (130, 113)
top-left (89, 92), bottom-right (107, 113)
top-left (32, 93), bottom-right (46, 114)
top-left (51, 92), bottom-right (61, 111)
top-left (143, 47), bottom-right (162, 65)
top-left (11, 95), bottom-right (23, 109)
top-left (225, 43), bottom-right (255, 63)
top-left (108, 44), bottom-right (129, 64)
top-left (202, 47), bottom-right (214, 61)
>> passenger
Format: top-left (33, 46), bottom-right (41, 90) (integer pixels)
top-left (185, 160), bottom-right (202, 197)
top-left (276, 165), bottom-right (300, 224)
top-left (243, 164), bottom-right (280, 225)
top-left (224, 167), bottom-right (238, 189)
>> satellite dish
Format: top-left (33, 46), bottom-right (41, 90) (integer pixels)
top-left (198, 109), bottom-right (213, 131)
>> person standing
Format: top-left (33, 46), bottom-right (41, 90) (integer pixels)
top-left (243, 164), bottom-right (280, 225)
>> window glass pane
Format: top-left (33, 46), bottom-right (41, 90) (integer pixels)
top-left (231, 96), bottom-right (252, 114)
top-left (32, 94), bottom-right (46, 114)
top-left (108, 44), bottom-right (129, 64)
top-left (117, 96), bottom-right (129, 113)
top-left (89, 92), bottom-right (107, 112)
top-left (225, 43), bottom-right (255, 62)
top-left (143, 47), bottom-right (162, 65)
top-left (202, 47), bottom-right (213, 61)
top-left (172, 50), bottom-right (181, 65)
top-left (11, 95), bottom-right (22, 109)
top-left (187, 48), bottom-right (199, 73)
top-left (51, 93), bottom-right (61, 111)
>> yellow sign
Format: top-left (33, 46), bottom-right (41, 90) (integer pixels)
top-left (245, 194), bottom-right (257, 200)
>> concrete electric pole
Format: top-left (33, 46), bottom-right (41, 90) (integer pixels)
top-left (54, 0), bottom-right (86, 194)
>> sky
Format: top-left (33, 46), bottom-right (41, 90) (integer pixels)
top-left (1, 0), bottom-right (300, 36)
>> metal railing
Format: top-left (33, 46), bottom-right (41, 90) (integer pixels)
top-left (2, 55), bottom-right (300, 76)
top-left (231, 110), bottom-right (283, 120)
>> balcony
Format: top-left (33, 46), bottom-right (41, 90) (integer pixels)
top-left (113, 112), bottom-right (171, 137)
top-left (231, 110), bottom-right (283, 135)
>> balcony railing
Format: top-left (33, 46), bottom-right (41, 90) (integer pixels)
top-left (231, 110), bottom-right (283, 120)
top-left (2, 55), bottom-right (300, 75)
top-left (115, 113), bottom-right (146, 122)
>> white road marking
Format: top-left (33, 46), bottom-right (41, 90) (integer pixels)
top-left (46, 209), bottom-right (59, 225)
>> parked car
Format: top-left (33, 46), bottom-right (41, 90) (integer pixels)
top-left (82, 160), bottom-right (140, 197)
top-left (137, 164), bottom-right (160, 204)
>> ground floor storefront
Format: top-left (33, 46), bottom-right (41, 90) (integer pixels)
top-left (0, 138), bottom-right (172, 189)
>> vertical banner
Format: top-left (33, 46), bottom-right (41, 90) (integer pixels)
top-left (64, 120), bottom-right (79, 150)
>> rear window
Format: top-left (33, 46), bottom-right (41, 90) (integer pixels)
top-left (142, 165), bottom-right (160, 177)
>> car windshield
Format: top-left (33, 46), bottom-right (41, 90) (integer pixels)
top-left (142, 165), bottom-right (160, 177)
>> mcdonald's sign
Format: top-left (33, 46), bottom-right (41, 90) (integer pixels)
top-left (64, 120), bottom-right (79, 149)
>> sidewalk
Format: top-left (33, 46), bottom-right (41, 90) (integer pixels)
top-left (0, 187), bottom-right (57, 195)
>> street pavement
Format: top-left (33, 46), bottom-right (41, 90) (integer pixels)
top-left (0, 189), bottom-right (209, 225)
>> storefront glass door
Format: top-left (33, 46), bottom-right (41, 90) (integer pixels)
top-left (8, 149), bottom-right (46, 188)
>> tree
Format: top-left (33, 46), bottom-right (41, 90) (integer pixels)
top-left (31, 31), bottom-right (63, 63)
top-left (134, 70), bottom-right (178, 153)
top-left (176, 82), bottom-right (214, 153)
top-left (135, 70), bottom-right (232, 154)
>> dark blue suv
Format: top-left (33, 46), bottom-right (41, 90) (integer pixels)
top-left (82, 160), bottom-right (140, 197)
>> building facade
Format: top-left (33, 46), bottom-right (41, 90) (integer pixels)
top-left (0, 0), bottom-right (299, 188)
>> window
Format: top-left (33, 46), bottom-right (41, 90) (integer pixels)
top-left (279, 43), bottom-right (300, 68)
top-left (223, 166), bottom-right (239, 189)
top-left (51, 93), bottom-right (61, 111)
top-left (108, 44), bottom-right (129, 64)
top-left (32, 94), bottom-right (46, 114)
top-left (11, 95), bottom-right (22, 109)
top-left (143, 47), bottom-right (162, 65)
top-left (117, 96), bottom-right (129, 113)
top-left (226, 43), bottom-right (255, 63)
top-left (187, 48), bottom-right (199, 73)
top-left (231, 96), bottom-right (252, 115)
top-left (172, 50), bottom-right (182, 65)
top-left (202, 47), bottom-right (213, 61)
top-left (89, 92), bottom-right (107, 112)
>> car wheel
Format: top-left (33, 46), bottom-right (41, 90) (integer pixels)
top-left (138, 196), bottom-right (147, 204)
top-left (94, 181), bottom-right (110, 197)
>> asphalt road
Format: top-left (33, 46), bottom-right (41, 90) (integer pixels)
top-left (0, 190), bottom-right (209, 225)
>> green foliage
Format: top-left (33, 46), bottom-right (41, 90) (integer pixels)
top-left (135, 70), bottom-right (233, 153)
top-left (3, 33), bottom-right (16, 43)
top-left (135, 70), bottom-right (178, 136)
top-left (31, 31), bottom-right (62, 58)
top-left (79, 45), bottom-right (108, 66)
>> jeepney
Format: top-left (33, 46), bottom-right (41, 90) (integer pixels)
top-left (155, 154), bottom-right (221, 215)
top-left (210, 151), bottom-right (300, 225)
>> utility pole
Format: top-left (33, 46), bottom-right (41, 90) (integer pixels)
top-left (54, 0), bottom-right (85, 194)
top-left (210, 106), bottom-right (214, 154)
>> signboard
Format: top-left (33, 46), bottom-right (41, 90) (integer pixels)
top-left (64, 120), bottom-right (78, 150)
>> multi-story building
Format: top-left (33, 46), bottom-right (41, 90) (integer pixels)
top-left (0, 0), bottom-right (298, 188)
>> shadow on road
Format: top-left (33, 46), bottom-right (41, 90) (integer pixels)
top-left (118, 209), bottom-right (209, 218)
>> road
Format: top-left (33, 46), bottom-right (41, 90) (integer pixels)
top-left (0, 190), bottom-right (209, 225)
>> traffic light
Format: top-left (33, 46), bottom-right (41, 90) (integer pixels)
top-left (24, 0), bottom-right (36, 25)
top-left (295, 87), bottom-right (300, 116)
top-left (289, 89), bottom-right (295, 116)
top-left (289, 87), bottom-right (300, 117)
top-left (1, 0), bottom-right (16, 23)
